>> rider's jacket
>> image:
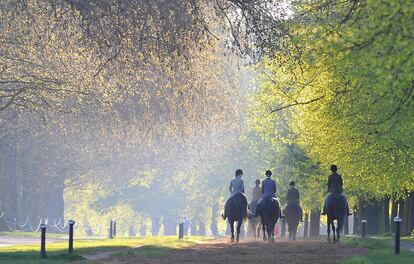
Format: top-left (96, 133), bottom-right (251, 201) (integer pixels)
top-left (262, 177), bottom-right (276, 197)
top-left (229, 176), bottom-right (245, 197)
top-left (287, 186), bottom-right (300, 204)
top-left (328, 172), bottom-right (343, 193)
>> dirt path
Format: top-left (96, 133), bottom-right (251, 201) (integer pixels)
top-left (102, 239), bottom-right (368, 264)
top-left (0, 236), bottom-right (66, 247)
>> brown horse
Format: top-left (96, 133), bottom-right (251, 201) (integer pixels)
top-left (284, 203), bottom-right (302, 240)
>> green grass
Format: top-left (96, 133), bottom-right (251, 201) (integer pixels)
top-left (342, 237), bottom-right (414, 264)
top-left (0, 236), bottom-right (210, 264)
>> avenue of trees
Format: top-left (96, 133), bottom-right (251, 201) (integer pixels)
top-left (1, 0), bottom-right (413, 237)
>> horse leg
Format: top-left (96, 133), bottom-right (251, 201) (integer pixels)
top-left (262, 223), bottom-right (267, 241)
top-left (293, 224), bottom-right (297, 241)
top-left (236, 220), bottom-right (242, 243)
top-left (327, 221), bottom-right (331, 243)
top-left (332, 221), bottom-right (336, 243)
top-left (337, 220), bottom-right (341, 242)
top-left (270, 223), bottom-right (275, 242)
top-left (267, 225), bottom-right (272, 242)
top-left (230, 221), bottom-right (235, 243)
top-left (288, 224), bottom-right (292, 240)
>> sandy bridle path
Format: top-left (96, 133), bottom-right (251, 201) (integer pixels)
top-left (101, 238), bottom-right (368, 264)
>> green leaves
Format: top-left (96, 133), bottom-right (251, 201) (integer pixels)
top-left (250, 0), bottom-right (414, 205)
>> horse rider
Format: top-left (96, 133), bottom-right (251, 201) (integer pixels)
top-left (229, 169), bottom-right (245, 197)
top-left (321, 165), bottom-right (351, 216)
top-left (262, 170), bottom-right (276, 198)
top-left (254, 170), bottom-right (276, 216)
top-left (222, 169), bottom-right (245, 220)
top-left (286, 181), bottom-right (303, 222)
top-left (249, 179), bottom-right (261, 213)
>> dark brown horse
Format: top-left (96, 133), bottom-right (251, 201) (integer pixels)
top-left (326, 193), bottom-right (347, 243)
top-left (224, 193), bottom-right (248, 243)
top-left (284, 203), bottom-right (302, 240)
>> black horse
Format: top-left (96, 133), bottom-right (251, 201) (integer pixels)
top-left (284, 203), bottom-right (302, 240)
top-left (224, 192), bottom-right (248, 243)
top-left (257, 196), bottom-right (281, 242)
top-left (326, 193), bottom-right (347, 243)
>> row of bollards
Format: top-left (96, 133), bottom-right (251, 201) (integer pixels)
top-left (40, 220), bottom-right (76, 258)
top-left (360, 216), bottom-right (402, 255)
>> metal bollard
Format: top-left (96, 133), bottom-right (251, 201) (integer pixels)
top-left (109, 220), bottom-right (113, 239)
top-left (361, 220), bottom-right (366, 238)
top-left (113, 221), bottom-right (116, 238)
top-left (178, 222), bottom-right (184, 239)
top-left (394, 217), bottom-right (402, 254)
top-left (40, 224), bottom-right (47, 258)
top-left (68, 220), bottom-right (75, 254)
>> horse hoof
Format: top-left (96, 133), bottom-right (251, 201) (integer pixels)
top-left (327, 238), bottom-right (331, 243)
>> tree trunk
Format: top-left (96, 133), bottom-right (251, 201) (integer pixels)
top-left (377, 198), bottom-right (388, 234)
top-left (344, 215), bottom-right (349, 234)
top-left (45, 178), bottom-right (65, 233)
top-left (163, 217), bottom-right (177, 236)
top-left (303, 212), bottom-right (309, 238)
top-left (151, 216), bottom-right (160, 236)
top-left (353, 205), bottom-right (360, 235)
top-left (140, 223), bottom-right (147, 236)
top-left (391, 196), bottom-right (398, 233)
top-left (398, 198), bottom-right (404, 218)
top-left (198, 221), bottom-right (206, 236)
top-left (309, 209), bottom-right (320, 237)
top-left (383, 196), bottom-right (390, 233)
top-left (210, 203), bottom-right (218, 236)
top-left (3, 136), bottom-right (18, 228)
top-left (191, 223), bottom-right (197, 235)
top-left (402, 196), bottom-right (411, 236)
top-left (362, 199), bottom-right (379, 235)
top-left (409, 192), bottom-right (414, 236)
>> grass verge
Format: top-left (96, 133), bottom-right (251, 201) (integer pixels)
top-left (341, 237), bottom-right (414, 264)
top-left (0, 236), bottom-right (210, 264)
